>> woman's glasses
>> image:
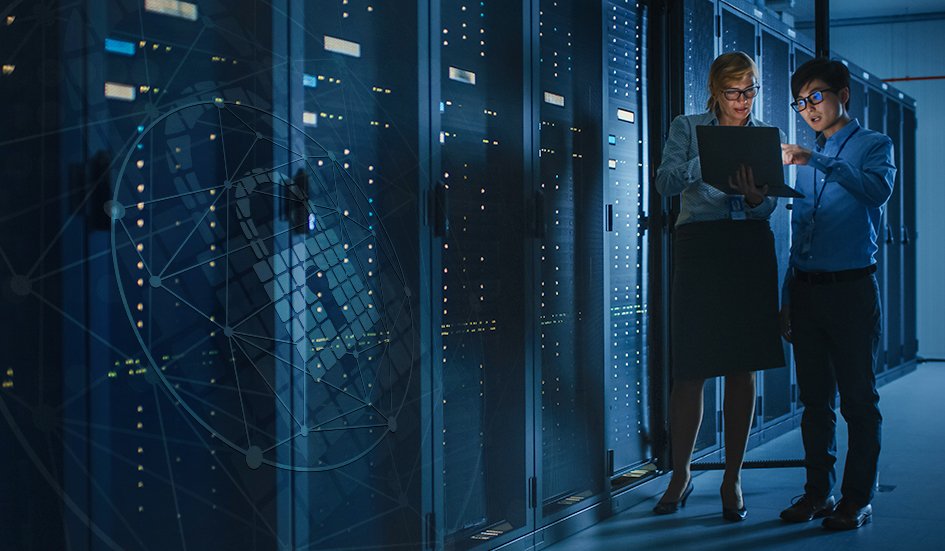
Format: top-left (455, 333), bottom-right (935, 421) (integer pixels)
top-left (722, 85), bottom-right (760, 101)
top-left (791, 89), bottom-right (837, 112)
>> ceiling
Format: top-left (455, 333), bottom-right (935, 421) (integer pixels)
top-left (783, 0), bottom-right (945, 23)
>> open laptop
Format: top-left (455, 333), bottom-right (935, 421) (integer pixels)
top-left (696, 125), bottom-right (804, 198)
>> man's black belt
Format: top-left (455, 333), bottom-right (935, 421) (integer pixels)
top-left (792, 264), bottom-right (876, 285)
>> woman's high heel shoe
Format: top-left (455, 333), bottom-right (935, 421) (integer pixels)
top-left (653, 481), bottom-right (694, 515)
top-left (720, 488), bottom-right (747, 521)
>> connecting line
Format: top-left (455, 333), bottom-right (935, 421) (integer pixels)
top-left (233, 333), bottom-right (309, 376)
top-left (161, 220), bottom-right (308, 280)
top-left (158, 187), bottom-right (228, 278)
top-left (153, 386), bottom-right (188, 551)
top-left (55, 428), bottom-right (152, 551)
top-left (158, 284), bottom-right (226, 331)
top-left (30, 289), bottom-right (134, 359)
top-left (120, 184), bottom-right (227, 210)
top-left (317, 376), bottom-right (373, 410)
top-left (231, 337), bottom-right (305, 430)
top-left (157, 395), bottom-right (285, 546)
top-left (311, 403), bottom-right (373, 433)
top-left (261, 428), bottom-right (305, 455)
top-left (153, 24), bottom-right (208, 110)
top-left (0, 243), bottom-right (15, 275)
top-left (170, 386), bottom-right (267, 436)
top-left (228, 136), bottom-right (260, 182)
top-left (234, 331), bottom-right (297, 346)
top-left (365, 296), bottom-right (409, 402)
top-left (0, 394), bottom-right (127, 551)
top-left (118, 217), bottom-right (155, 275)
top-left (163, 375), bottom-right (271, 399)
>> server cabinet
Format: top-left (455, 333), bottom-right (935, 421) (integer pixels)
top-left (603, 0), bottom-right (652, 480)
top-left (792, 48), bottom-right (816, 152)
top-left (759, 29), bottom-right (793, 424)
top-left (0, 6), bottom-right (68, 550)
top-left (865, 87), bottom-right (888, 372)
top-left (681, 0), bottom-right (721, 455)
top-left (432, 0), bottom-right (532, 547)
top-left (885, 99), bottom-right (903, 371)
top-left (902, 106), bottom-right (918, 362)
top-left (67, 3), bottom-right (286, 549)
top-left (848, 77), bottom-right (868, 125)
top-left (535, 0), bottom-right (607, 525)
top-left (290, 4), bottom-right (424, 549)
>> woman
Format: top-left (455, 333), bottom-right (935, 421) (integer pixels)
top-left (653, 52), bottom-right (785, 521)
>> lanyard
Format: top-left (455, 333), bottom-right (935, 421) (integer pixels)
top-left (811, 126), bottom-right (860, 221)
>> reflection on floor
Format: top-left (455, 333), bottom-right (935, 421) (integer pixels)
top-left (546, 362), bottom-right (945, 551)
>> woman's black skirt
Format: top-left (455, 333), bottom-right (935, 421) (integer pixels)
top-left (671, 219), bottom-right (785, 379)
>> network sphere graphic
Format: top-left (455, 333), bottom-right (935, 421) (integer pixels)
top-left (111, 100), bottom-right (413, 471)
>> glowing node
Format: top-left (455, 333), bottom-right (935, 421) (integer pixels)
top-left (104, 200), bottom-right (126, 220)
top-left (10, 275), bottom-right (31, 296)
top-left (245, 446), bottom-right (263, 470)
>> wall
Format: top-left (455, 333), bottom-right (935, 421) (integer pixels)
top-left (830, 18), bottom-right (945, 358)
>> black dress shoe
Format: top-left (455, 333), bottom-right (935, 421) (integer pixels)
top-left (780, 494), bottom-right (836, 523)
top-left (653, 481), bottom-right (694, 515)
top-left (822, 501), bottom-right (872, 530)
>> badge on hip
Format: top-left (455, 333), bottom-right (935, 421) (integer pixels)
top-left (799, 220), bottom-right (815, 256)
top-left (729, 196), bottom-right (747, 220)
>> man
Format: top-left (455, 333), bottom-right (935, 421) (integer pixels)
top-left (778, 58), bottom-right (896, 530)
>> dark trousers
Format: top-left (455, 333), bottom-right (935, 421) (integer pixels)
top-left (790, 274), bottom-right (883, 506)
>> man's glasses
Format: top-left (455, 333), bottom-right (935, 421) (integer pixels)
top-left (722, 85), bottom-right (760, 101)
top-left (791, 89), bottom-right (837, 112)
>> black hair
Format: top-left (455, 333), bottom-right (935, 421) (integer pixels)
top-left (791, 57), bottom-right (850, 108)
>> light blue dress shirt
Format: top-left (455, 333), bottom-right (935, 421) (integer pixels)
top-left (655, 111), bottom-right (779, 226)
top-left (784, 119), bottom-right (897, 302)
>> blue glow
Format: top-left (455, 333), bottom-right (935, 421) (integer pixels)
top-left (308, 213), bottom-right (316, 231)
top-left (608, 134), bottom-right (617, 145)
top-left (137, 125), bottom-right (145, 133)
top-left (303, 74), bottom-right (318, 88)
top-left (105, 38), bottom-right (136, 57)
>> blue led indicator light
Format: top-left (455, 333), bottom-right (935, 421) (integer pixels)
top-left (105, 38), bottom-right (136, 57)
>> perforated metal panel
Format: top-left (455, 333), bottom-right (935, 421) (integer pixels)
top-left (438, 0), bottom-right (529, 544)
top-left (885, 101), bottom-right (903, 370)
top-left (761, 30), bottom-right (792, 423)
top-left (604, 0), bottom-right (650, 475)
top-left (721, 7), bottom-right (756, 57)
top-left (537, 0), bottom-right (605, 520)
top-left (902, 107), bottom-right (917, 362)
top-left (684, 0), bottom-right (716, 115)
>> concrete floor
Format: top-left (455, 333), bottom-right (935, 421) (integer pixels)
top-left (545, 362), bottom-right (945, 551)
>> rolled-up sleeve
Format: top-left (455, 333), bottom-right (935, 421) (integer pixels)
top-left (655, 115), bottom-right (702, 196)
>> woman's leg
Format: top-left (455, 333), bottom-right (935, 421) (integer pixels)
top-left (659, 377), bottom-right (706, 503)
top-left (721, 371), bottom-right (757, 508)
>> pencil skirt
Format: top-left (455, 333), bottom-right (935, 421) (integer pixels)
top-left (671, 219), bottom-right (785, 379)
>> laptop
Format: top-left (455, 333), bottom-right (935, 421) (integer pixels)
top-left (695, 125), bottom-right (804, 199)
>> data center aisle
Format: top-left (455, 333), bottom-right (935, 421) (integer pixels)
top-left (545, 362), bottom-right (945, 551)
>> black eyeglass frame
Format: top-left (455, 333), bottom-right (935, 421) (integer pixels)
top-left (721, 84), bottom-right (761, 101)
top-left (790, 88), bottom-right (839, 112)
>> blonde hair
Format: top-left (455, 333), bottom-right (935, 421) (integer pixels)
top-left (706, 52), bottom-right (760, 113)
